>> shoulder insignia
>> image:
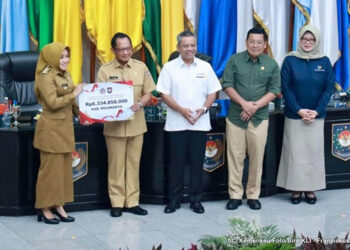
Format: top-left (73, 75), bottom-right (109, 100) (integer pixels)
top-left (100, 60), bottom-right (114, 69)
top-left (105, 60), bottom-right (114, 66)
top-left (132, 59), bottom-right (144, 66)
top-left (41, 66), bottom-right (51, 74)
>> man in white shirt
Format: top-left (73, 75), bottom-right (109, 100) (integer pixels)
top-left (157, 31), bottom-right (222, 214)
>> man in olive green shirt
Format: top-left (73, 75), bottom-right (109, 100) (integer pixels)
top-left (222, 27), bottom-right (280, 210)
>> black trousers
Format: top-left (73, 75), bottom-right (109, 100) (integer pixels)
top-left (167, 130), bottom-right (207, 203)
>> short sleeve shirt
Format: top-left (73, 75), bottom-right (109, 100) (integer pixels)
top-left (97, 58), bottom-right (156, 137)
top-left (157, 56), bottom-right (222, 131)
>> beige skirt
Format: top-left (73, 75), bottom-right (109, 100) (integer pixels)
top-left (35, 151), bottom-right (74, 209)
top-left (276, 118), bottom-right (326, 191)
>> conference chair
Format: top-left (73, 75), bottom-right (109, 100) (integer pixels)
top-left (0, 51), bottom-right (40, 112)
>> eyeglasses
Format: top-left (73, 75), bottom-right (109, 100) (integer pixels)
top-left (114, 47), bottom-right (132, 52)
top-left (301, 38), bottom-right (316, 44)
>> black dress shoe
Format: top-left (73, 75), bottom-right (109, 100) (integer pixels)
top-left (190, 202), bottom-right (205, 214)
top-left (124, 206), bottom-right (148, 215)
top-left (247, 199), bottom-right (261, 210)
top-left (164, 202), bottom-right (181, 214)
top-left (37, 210), bottom-right (60, 224)
top-left (290, 195), bottom-right (302, 205)
top-left (305, 193), bottom-right (317, 205)
top-left (52, 209), bottom-right (75, 222)
top-left (226, 199), bottom-right (242, 210)
top-left (110, 207), bottom-right (123, 217)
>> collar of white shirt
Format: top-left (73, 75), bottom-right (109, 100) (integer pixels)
top-left (176, 56), bottom-right (199, 68)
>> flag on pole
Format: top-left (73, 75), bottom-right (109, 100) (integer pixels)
top-left (53, 0), bottom-right (83, 84)
top-left (143, 0), bottom-right (162, 82)
top-left (292, 0), bottom-right (312, 50)
top-left (161, 0), bottom-right (184, 64)
top-left (84, 0), bottom-right (109, 64)
top-left (111, 0), bottom-right (143, 53)
top-left (253, 0), bottom-right (290, 66)
top-left (0, 0), bottom-right (30, 53)
top-left (236, 0), bottom-right (253, 53)
top-left (197, 0), bottom-right (237, 78)
top-left (184, 0), bottom-right (201, 33)
top-left (27, 0), bottom-right (54, 50)
top-left (334, 0), bottom-right (350, 90)
top-left (84, 0), bottom-right (143, 64)
top-left (310, 0), bottom-right (339, 65)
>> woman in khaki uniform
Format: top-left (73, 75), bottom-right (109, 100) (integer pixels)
top-left (33, 42), bottom-right (83, 224)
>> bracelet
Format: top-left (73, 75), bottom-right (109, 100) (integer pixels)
top-left (138, 102), bottom-right (144, 108)
top-left (202, 107), bottom-right (208, 113)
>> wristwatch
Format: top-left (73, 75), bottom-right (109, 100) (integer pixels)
top-left (202, 107), bottom-right (208, 113)
top-left (138, 101), bottom-right (144, 108)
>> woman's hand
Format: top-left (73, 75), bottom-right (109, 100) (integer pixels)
top-left (308, 110), bottom-right (318, 120)
top-left (298, 109), bottom-right (315, 123)
top-left (73, 84), bottom-right (84, 97)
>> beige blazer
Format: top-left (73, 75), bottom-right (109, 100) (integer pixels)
top-left (33, 67), bottom-right (78, 153)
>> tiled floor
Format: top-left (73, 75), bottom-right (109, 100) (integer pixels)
top-left (0, 189), bottom-right (349, 249)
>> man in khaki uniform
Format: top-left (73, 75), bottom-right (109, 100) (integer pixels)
top-left (97, 33), bottom-right (156, 217)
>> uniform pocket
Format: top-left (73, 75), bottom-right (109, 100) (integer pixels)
top-left (235, 72), bottom-right (250, 85)
top-left (55, 76), bottom-right (74, 96)
top-left (257, 71), bottom-right (271, 79)
top-left (256, 71), bottom-right (271, 85)
top-left (133, 81), bottom-right (143, 100)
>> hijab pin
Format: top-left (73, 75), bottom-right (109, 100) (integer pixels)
top-left (261, 66), bottom-right (265, 71)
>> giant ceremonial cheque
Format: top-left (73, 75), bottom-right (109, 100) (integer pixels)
top-left (79, 81), bottom-right (134, 124)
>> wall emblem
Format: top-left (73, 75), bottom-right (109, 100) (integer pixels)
top-left (332, 123), bottom-right (350, 161)
top-left (72, 142), bottom-right (88, 181)
top-left (203, 133), bottom-right (225, 172)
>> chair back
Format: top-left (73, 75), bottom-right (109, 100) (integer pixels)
top-left (0, 51), bottom-right (39, 105)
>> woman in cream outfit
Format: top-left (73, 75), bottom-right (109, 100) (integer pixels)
top-left (276, 25), bottom-right (334, 205)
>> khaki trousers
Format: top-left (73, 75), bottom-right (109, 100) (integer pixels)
top-left (105, 135), bottom-right (143, 208)
top-left (35, 151), bottom-right (73, 209)
top-left (226, 119), bottom-right (268, 199)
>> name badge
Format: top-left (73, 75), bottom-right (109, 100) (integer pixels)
top-left (195, 73), bottom-right (206, 78)
top-left (61, 83), bottom-right (69, 90)
top-left (314, 65), bottom-right (325, 72)
top-left (109, 76), bottom-right (119, 80)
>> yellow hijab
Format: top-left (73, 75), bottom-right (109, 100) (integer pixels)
top-left (35, 42), bottom-right (70, 79)
top-left (288, 24), bottom-right (324, 60)
top-left (34, 42), bottom-right (70, 96)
